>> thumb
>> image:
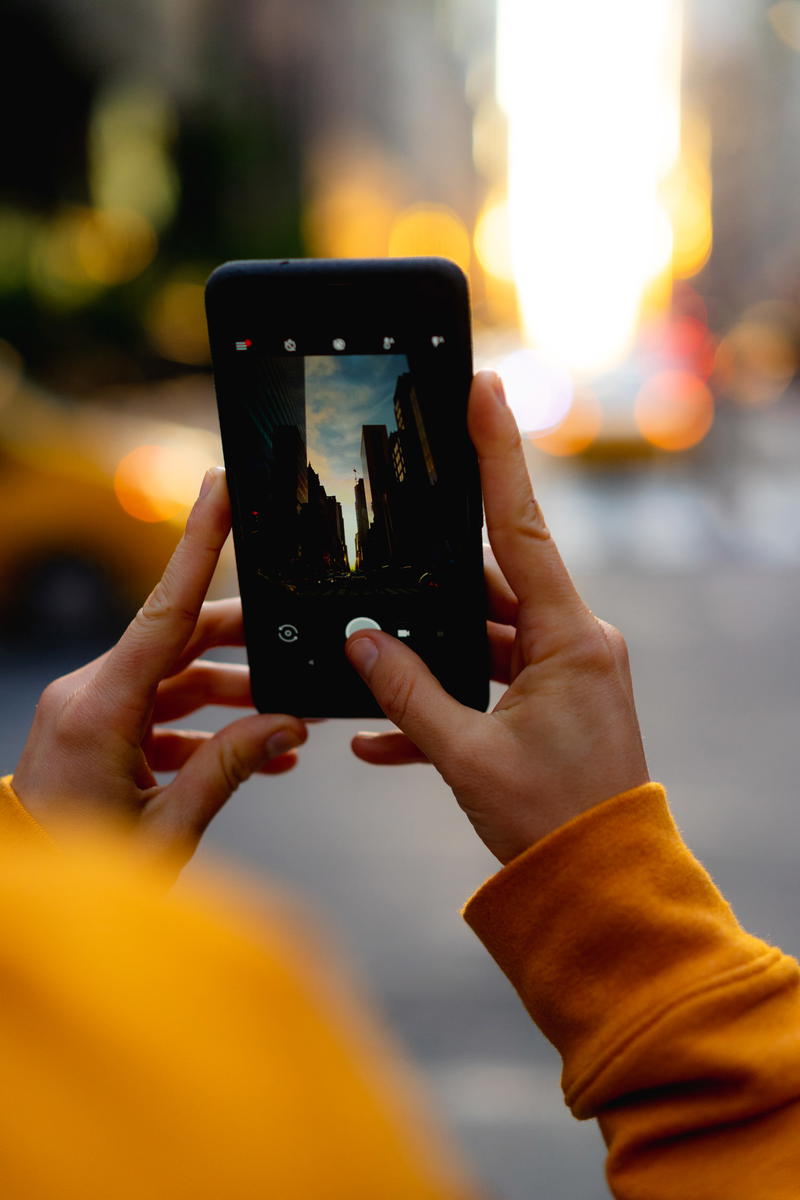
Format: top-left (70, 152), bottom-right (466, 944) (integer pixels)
top-left (149, 713), bottom-right (306, 857)
top-left (346, 632), bottom-right (478, 769)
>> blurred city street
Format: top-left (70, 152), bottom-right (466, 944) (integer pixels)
top-left (2, 0), bottom-right (800, 1193)
top-left (2, 392), bottom-right (800, 1199)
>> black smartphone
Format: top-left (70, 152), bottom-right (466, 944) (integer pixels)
top-left (205, 257), bottom-right (489, 718)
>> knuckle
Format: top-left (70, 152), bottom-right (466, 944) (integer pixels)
top-left (602, 622), bottom-right (630, 666)
top-left (521, 495), bottom-right (551, 539)
top-left (380, 668), bottom-right (417, 729)
top-left (217, 738), bottom-right (253, 793)
top-left (493, 498), bottom-right (551, 544)
top-left (571, 624), bottom-right (619, 675)
top-left (37, 677), bottom-right (68, 717)
top-left (137, 578), bottom-right (196, 630)
top-left (53, 691), bottom-right (96, 751)
top-left (36, 679), bottom-right (91, 747)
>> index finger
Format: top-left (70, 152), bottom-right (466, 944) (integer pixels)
top-left (468, 371), bottom-right (585, 629)
top-left (93, 467), bottom-right (230, 709)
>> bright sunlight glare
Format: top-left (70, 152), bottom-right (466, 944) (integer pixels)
top-left (497, 0), bottom-right (684, 375)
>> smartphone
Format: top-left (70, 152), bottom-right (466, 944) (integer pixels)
top-left (205, 257), bottom-right (489, 718)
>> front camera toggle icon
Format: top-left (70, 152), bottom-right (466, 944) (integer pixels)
top-left (278, 624), bottom-right (299, 643)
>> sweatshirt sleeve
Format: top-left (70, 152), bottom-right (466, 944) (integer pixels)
top-left (0, 775), bottom-right (53, 846)
top-left (463, 783), bottom-right (800, 1199)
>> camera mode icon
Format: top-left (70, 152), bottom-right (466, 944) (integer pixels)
top-left (278, 624), bottom-right (299, 643)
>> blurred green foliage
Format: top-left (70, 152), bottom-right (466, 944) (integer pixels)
top-left (0, 0), bottom-right (305, 392)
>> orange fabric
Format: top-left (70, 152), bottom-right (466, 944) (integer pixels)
top-left (5, 770), bottom-right (800, 1199)
top-left (0, 774), bottom-right (53, 846)
top-left (464, 783), bottom-right (800, 1197)
top-left (0, 775), bottom-right (477, 1200)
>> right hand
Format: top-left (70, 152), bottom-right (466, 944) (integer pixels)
top-left (347, 371), bottom-right (650, 865)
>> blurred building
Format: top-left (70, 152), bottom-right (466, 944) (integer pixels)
top-left (687, 0), bottom-right (800, 321)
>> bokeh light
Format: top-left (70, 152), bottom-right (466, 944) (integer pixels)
top-left (0, 209), bottom-right (38, 293)
top-left (29, 210), bottom-right (104, 309)
top-left (474, 194), bottom-right (513, 283)
top-left (715, 304), bottom-right (799, 407)
top-left (304, 178), bottom-right (397, 259)
top-left (388, 205), bottom-right (471, 272)
top-left (665, 114), bottom-right (713, 279)
top-left (495, 348), bottom-right (574, 435)
top-left (144, 277), bottom-right (210, 365)
top-left (89, 81), bottom-right (178, 230)
top-left (497, 0), bottom-right (683, 374)
top-left (530, 387), bottom-right (603, 457)
top-left (642, 315), bottom-right (717, 379)
top-left (77, 208), bottom-right (157, 286)
top-left (302, 139), bottom-right (410, 260)
top-left (28, 205), bottom-right (156, 309)
top-left (634, 369), bottom-right (714, 451)
top-left (113, 444), bottom-right (204, 523)
top-left (768, 2), bottom-right (800, 51)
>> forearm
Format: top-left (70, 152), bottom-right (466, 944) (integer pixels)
top-left (464, 784), bottom-right (800, 1198)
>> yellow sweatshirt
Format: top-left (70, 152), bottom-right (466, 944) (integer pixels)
top-left (1, 775), bottom-right (799, 1199)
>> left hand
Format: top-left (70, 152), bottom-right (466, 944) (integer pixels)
top-left (12, 468), bottom-right (307, 872)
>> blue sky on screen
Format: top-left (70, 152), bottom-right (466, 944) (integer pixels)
top-left (305, 354), bottom-right (409, 562)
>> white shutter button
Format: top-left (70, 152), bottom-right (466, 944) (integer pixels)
top-left (345, 616), bottom-right (381, 639)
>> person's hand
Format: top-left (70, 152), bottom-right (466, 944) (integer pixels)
top-left (12, 468), bottom-right (307, 871)
top-left (346, 371), bottom-right (649, 864)
top-left (349, 541), bottom-right (518, 765)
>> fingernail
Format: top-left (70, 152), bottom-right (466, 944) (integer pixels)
top-left (347, 635), bottom-right (379, 679)
top-left (491, 372), bottom-right (506, 405)
top-left (265, 729), bottom-right (301, 759)
top-left (198, 467), bottom-right (223, 500)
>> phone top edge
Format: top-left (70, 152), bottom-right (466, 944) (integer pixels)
top-left (205, 256), bottom-right (469, 293)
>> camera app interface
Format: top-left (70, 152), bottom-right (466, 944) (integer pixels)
top-left (222, 332), bottom-right (482, 711)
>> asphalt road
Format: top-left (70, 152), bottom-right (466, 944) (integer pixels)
top-left (2, 400), bottom-right (800, 1199)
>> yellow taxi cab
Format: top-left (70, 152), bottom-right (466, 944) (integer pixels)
top-left (0, 363), bottom-right (222, 638)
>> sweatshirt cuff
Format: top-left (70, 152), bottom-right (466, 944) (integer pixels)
top-left (0, 776), bottom-right (54, 846)
top-left (462, 783), bottom-right (771, 1098)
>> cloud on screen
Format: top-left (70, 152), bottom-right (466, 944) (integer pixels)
top-left (304, 354), bottom-right (409, 562)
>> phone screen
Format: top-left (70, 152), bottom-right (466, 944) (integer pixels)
top-left (207, 260), bottom-right (489, 717)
